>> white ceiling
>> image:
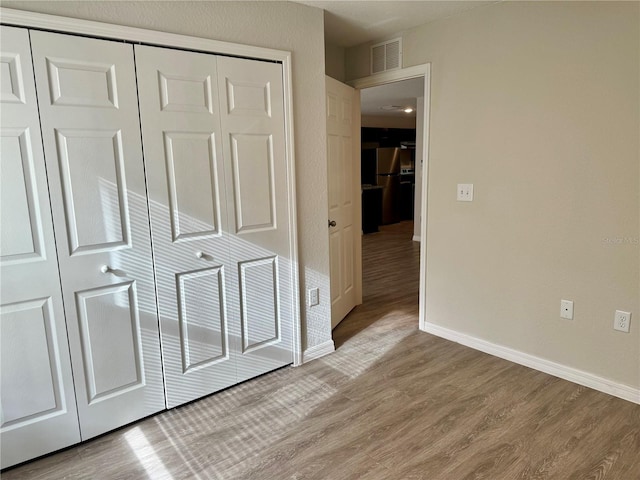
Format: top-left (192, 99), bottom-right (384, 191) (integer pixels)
top-left (360, 77), bottom-right (424, 117)
top-left (294, 1), bottom-right (496, 48)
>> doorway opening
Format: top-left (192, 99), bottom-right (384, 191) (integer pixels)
top-left (332, 65), bottom-right (431, 348)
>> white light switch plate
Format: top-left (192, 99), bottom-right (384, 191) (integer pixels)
top-left (457, 184), bottom-right (474, 201)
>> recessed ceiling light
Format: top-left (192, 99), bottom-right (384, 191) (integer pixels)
top-left (404, 107), bottom-right (414, 113)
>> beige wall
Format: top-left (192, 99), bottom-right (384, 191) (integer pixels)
top-left (353, 1), bottom-right (640, 389)
top-left (325, 42), bottom-right (346, 82)
top-left (2, 1), bottom-right (333, 353)
top-left (345, 37), bottom-right (374, 81)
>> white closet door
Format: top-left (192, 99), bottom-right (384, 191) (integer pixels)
top-left (135, 45), bottom-right (237, 408)
top-left (0, 26), bottom-right (81, 469)
top-left (30, 31), bottom-right (164, 439)
top-left (217, 56), bottom-right (293, 380)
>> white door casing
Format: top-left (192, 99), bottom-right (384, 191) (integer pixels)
top-left (30, 30), bottom-right (165, 439)
top-left (326, 76), bottom-right (361, 329)
top-left (0, 26), bottom-right (81, 469)
top-left (349, 64), bottom-right (431, 331)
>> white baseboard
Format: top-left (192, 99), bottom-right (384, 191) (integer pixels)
top-left (301, 339), bottom-right (335, 364)
top-left (412, 235), bottom-right (421, 242)
top-left (422, 322), bottom-right (640, 405)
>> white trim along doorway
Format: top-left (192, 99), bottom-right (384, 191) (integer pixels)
top-left (349, 64), bottom-right (431, 332)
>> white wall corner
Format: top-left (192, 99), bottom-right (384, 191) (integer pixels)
top-left (301, 340), bottom-right (336, 364)
top-left (421, 322), bottom-right (640, 405)
top-left (412, 235), bottom-right (421, 242)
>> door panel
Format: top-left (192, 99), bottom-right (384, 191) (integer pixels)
top-left (164, 132), bottom-right (220, 240)
top-left (230, 133), bottom-right (276, 232)
top-left (75, 282), bottom-right (144, 401)
top-left (31, 30), bottom-right (164, 439)
top-left (239, 256), bottom-right (280, 352)
top-left (46, 59), bottom-right (118, 108)
top-left (1, 298), bottom-right (65, 423)
top-left (326, 76), bottom-right (360, 329)
top-left (135, 44), bottom-right (236, 408)
top-left (0, 26), bottom-right (80, 469)
top-left (176, 267), bottom-right (228, 371)
top-left (159, 72), bottom-right (213, 113)
top-left (55, 129), bottom-right (130, 253)
top-left (0, 128), bottom-right (44, 261)
top-left (327, 133), bottom-right (343, 307)
top-left (217, 56), bottom-right (293, 379)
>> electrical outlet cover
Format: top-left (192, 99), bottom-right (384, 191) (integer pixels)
top-left (457, 184), bottom-right (474, 202)
top-left (560, 299), bottom-right (573, 320)
top-left (614, 310), bottom-right (631, 333)
top-left (308, 287), bottom-right (320, 307)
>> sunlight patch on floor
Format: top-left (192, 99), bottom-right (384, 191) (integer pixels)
top-left (124, 426), bottom-right (173, 480)
top-left (325, 315), bottom-right (413, 379)
top-left (145, 374), bottom-right (338, 478)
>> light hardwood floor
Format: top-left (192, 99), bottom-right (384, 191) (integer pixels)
top-left (4, 221), bottom-right (640, 479)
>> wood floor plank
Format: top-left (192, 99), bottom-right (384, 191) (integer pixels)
top-left (3, 221), bottom-right (639, 479)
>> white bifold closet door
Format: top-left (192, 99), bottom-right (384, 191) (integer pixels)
top-left (29, 31), bottom-right (165, 438)
top-left (135, 45), bottom-right (294, 408)
top-left (0, 26), bottom-right (81, 469)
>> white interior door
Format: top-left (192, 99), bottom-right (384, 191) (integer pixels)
top-left (0, 26), bottom-right (81, 469)
top-left (30, 31), bottom-right (165, 439)
top-left (135, 44), bottom-right (236, 408)
top-left (217, 56), bottom-right (294, 380)
top-left (326, 76), bottom-right (361, 329)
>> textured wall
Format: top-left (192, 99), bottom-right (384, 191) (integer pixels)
top-left (345, 38), bottom-right (373, 81)
top-left (2, 1), bottom-right (332, 352)
top-left (325, 42), bottom-right (346, 82)
top-left (404, 1), bottom-right (638, 388)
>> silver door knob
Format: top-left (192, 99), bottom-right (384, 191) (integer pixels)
top-left (100, 265), bottom-right (114, 274)
top-left (196, 251), bottom-right (214, 261)
top-left (328, 220), bottom-right (337, 227)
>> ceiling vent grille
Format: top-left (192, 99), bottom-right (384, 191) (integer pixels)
top-left (370, 38), bottom-right (402, 74)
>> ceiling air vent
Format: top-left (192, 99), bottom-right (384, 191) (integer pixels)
top-left (370, 38), bottom-right (402, 74)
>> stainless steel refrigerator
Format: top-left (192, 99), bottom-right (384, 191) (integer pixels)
top-left (362, 147), bottom-right (413, 225)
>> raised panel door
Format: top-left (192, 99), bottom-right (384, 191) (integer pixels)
top-left (326, 76), bottom-right (358, 329)
top-left (30, 30), bottom-right (164, 439)
top-left (0, 26), bottom-right (80, 469)
top-left (217, 56), bottom-right (293, 380)
top-left (135, 45), bottom-right (236, 408)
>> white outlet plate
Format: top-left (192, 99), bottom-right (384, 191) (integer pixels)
top-left (614, 310), bottom-right (631, 333)
top-left (308, 287), bottom-right (319, 307)
top-left (560, 300), bottom-right (573, 320)
top-left (457, 183), bottom-right (474, 202)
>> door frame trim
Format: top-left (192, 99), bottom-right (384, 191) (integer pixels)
top-left (349, 63), bottom-right (431, 332)
top-left (0, 7), bottom-right (304, 366)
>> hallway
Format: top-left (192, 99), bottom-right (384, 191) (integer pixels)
top-left (333, 220), bottom-right (420, 348)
